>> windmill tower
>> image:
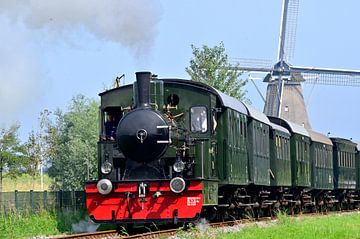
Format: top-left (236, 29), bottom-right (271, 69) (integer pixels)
top-left (233, 0), bottom-right (360, 129)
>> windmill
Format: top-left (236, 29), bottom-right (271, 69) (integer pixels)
top-left (232, 0), bottom-right (360, 129)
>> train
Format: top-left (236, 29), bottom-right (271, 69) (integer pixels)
top-left (86, 71), bottom-right (360, 224)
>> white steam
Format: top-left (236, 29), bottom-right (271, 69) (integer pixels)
top-left (0, 0), bottom-right (162, 127)
top-left (0, 0), bottom-right (162, 55)
top-left (72, 218), bottom-right (100, 233)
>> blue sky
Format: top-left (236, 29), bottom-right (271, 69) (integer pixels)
top-left (0, 0), bottom-right (359, 142)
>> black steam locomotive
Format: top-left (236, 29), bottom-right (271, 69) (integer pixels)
top-left (86, 71), bottom-right (360, 223)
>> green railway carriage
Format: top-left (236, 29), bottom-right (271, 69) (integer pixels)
top-left (243, 104), bottom-right (271, 186)
top-left (331, 138), bottom-right (357, 189)
top-left (213, 91), bottom-right (271, 187)
top-left (268, 117), bottom-right (311, 188)
top-left (215, 91), bottom-right (249, 185)
top-left (308, 130), bottom-right (334, 190)
top-left (269, 123), bottom-right (291, 187)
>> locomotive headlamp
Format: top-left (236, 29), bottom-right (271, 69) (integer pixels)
top-left (101, 161), bottom-right (113, 175)
top-left (173, 159), bottom-right (185, 173)
top-left (169, 177), bottom-right (186, 193)
top-left (97, 179), bottom-right (113, 195)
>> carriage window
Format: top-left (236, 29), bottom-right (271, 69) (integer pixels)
top-left (190, 106), bottom-right (208, 133)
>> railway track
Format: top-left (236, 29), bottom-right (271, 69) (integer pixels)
top-left (52, 209), bottom-right (359, 239)
top-left (51, 219), bottom-right (263, 239)
top-left (52, 230), bottom-right (119, 239)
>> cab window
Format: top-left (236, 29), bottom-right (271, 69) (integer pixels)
top-left (190, 106), bottom-right (208, 133)
top-left (102, 107), bottom-right (122, 140)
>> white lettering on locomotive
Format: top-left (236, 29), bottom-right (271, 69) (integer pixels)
top-left (187, 197), bottom-right (200, 206)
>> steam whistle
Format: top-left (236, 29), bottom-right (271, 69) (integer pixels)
top-left (163, 104), bottom-right (178, 112)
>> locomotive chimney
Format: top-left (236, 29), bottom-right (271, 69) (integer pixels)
top-left (135, 71), bottom-right (151, 108)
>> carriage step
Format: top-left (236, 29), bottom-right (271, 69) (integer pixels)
top-left (260, 191), bottom-right (271, 195)
top-left (283, 194), bottom-right (293, 197)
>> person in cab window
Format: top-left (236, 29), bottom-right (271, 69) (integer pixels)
top-left (191, 107), bottom-right (207, 133)
top-left (105, 114), bottom-right (117, 140)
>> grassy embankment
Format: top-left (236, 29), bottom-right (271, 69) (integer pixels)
top-left (1, 174), bottom-right (89, 238)
top-left (2, 173), bottom-right (52, 192)
top-left (177, 212), bottom-right (360, 239)
top-left (0, 209), bottom-right (88, 239)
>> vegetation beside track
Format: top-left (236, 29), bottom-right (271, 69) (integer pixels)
top-left (0, 209), bottom-right (88, 239)
top-left (174, 212), bottom-right (360, 239)
top-left (2, 173), bottom-right (52, 192)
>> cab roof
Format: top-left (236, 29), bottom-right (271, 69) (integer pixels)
top-left (270, 122), bottom-right (290, 135)
top-left (242, 102), bottom-right (270, 125)
top-left (307, 130), bottom-right (333, 146)
top-left (268, 116), bottom-right (309, 137)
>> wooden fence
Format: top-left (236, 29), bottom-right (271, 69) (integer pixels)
top-left (0, 190), bottom-right (86, 214)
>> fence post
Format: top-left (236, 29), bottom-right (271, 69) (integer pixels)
top-left (59, 190), bottom-right (63, 210)
top-left (29, 190), bottom-right (33, 213)
top-left (43, 191), bottom-right (47, 210)
top-left (15, 190), bottom-right (19, 211)
top-left (72, 190), bottom-right (75, 211)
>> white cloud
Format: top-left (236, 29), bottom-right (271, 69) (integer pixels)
top-left (0, 18), bottom-right (45, 124)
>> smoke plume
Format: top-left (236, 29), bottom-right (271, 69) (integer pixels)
top-left (0, 0), bottom-right (162, 128)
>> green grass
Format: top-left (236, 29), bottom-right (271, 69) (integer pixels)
top-left (223, 212), bottom-right (360, 239)
top-left (2, 173), bottom-right (53, 192)
top-left (0, 209), bottom-right (88, 239)
top-left (176, 212), bottom-right (360, 239)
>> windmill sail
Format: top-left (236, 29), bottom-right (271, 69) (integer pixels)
top-left (292, 66), bottom-right (360, 87)
top-left (278, 0), bottom-right (299, 62)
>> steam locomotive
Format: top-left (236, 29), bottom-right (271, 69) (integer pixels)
top-left (86, 71), bottom-right (360, 224)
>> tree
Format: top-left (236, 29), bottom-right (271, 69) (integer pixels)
top-left (186, 42), bottom-right (248, 101)
top-left (24, 130), bottom-right (41, 190)
top-left (24, 110), bottom-right (55, 190)
top-left (47, 94), bottom-right (99, 190)
top-left (0, 124), bottom-right (25, 194)
top-left (38, 110), bottom-right (54, 190)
